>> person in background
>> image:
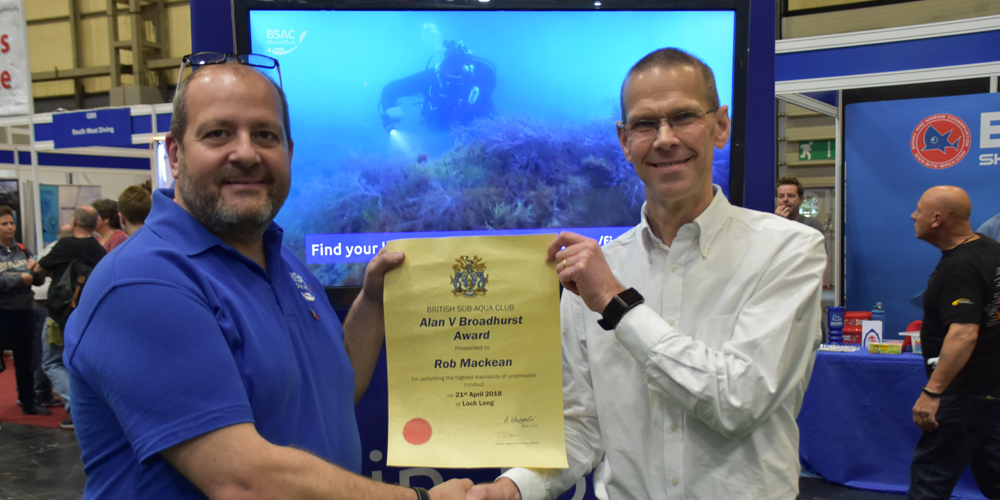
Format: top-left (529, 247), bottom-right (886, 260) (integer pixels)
top-left (907, 185), bottom-right (1000, 500)
top-left (117, 184), bottom-right (152, 236)
top-left (63, 59), bottom-right (470, 499)
top-left (28, 223), bottom-right (75, 410)
top-left (92, 198), bottom-right (128, 252)
top-left (467, 48), bottom-right (826, 500)
top-left (976, 211), bottom-right (1000, 242)
top-left (775, 176), bottom-right (825, 233)
top-left (32, 205), bottom-right (107, 429)
top-left (0, 205), bottom-right (49, 416)
top-left (379, 39), bottom-right (496, 133)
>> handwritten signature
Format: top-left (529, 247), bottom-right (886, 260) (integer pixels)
top-left (503, 415), bottom-right (535, 424)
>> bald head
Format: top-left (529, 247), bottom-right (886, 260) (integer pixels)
top-left (919, 186), bottom-right (971, 222)
top-left (170, 62), bottom-right (291, 147)
top-left (912, 185), bottom-right (975, 249)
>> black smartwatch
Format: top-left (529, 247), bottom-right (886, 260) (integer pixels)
top-left (411, 486), bottom-right (431, 500)
top-left (598, 288), bottom-right (644, 330)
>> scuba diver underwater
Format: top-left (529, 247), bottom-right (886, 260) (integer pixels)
top-left (379, 40), bottom-right (497, 133)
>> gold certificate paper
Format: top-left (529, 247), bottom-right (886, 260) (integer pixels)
top-left (383, 234), bottom-right (567, 468)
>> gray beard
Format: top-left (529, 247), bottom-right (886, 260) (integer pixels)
top-left (176, 176), bottom-right (285, 246)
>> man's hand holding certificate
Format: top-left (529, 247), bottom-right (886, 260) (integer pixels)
top-left (382, 234), bottom-right (567, 468)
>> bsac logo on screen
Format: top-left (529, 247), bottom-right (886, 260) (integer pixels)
top-left (910, 112), bottom-right (1000, 169)
top-left (265, 29), bottom-right (308, 56)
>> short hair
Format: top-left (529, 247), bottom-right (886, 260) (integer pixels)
top-left (0, 205), bottom-right (14, 220)
top-left (620, 48), bottom-right (720, 121)
top-left (118, 185), bottom-right (152, 225)
top-left (170, 63), bottom-right (292, 146)
top-left (92, 199), bottom-right (122, 230)
top-left (777, 176), bottom-right (804, 198)
top-left (74, 206), bottom-right (98, 231)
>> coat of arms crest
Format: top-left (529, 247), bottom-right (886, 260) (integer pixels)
top-left (451, 255), bottom-right (488, 298)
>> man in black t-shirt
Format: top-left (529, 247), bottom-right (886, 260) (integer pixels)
top-left (35, 206), bottom-right (106, 290)
top-left (907, 185), bottom-right (1000, 500)
top-left (31, 205), bottom-right (106, 427)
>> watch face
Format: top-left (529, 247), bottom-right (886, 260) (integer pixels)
top-left (599, 288), bottom-right (644, 331)
top-left (619, 288), bottom-right (644, 306)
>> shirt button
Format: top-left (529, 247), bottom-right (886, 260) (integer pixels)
top-left (670, 424), bottom-right (678, 431)
top-left (670, 264), bottom-right (678, 272)
top-left (672, 479), bottom-right (679, 486)
top-left (667, 317), bottom-right (676, 325)
top-left (702, 247), bottom-right (709, 253)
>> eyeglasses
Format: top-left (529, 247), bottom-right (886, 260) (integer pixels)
top-left (176, 52), bottom-right (282, 90)
top-left (619, 108), bottom-right (718, 142)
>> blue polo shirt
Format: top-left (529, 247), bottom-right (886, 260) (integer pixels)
top-left (65, 188), bottom-right (360, 499)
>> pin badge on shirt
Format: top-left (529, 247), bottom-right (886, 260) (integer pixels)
top-left (290, 271), bottom-right (316, 301)
top-left (311, 309), bottom-right (319, 321)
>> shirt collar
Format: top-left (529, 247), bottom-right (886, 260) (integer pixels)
top-left (639, 184), bottom-right (732, 257)
top-left (147, 187), bottom-right (284, 257)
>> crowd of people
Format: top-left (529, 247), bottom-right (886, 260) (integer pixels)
top-left (0, 184), bottom-right (151, 429)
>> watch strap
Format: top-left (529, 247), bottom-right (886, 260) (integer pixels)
top-left (598, 288), bottom-right (644, 331)
top-left (411, 486), bottom-right (431, 500)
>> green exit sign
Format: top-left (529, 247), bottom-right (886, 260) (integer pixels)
top-left (799, 140), bottom-right (835, 160)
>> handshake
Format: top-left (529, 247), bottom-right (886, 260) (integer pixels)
top-left (424, 477), bottom-right (521, 500)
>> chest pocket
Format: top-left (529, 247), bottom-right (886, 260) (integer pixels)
top-left (694, 313), bottom-right (737, 350)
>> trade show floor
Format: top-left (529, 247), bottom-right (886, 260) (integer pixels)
top-left (0, 422), bottom-right (85, 499)
top-left (0, 421), bottom-right (908, 500)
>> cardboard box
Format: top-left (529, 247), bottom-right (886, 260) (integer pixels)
top-left (845, 311), bottom-right (872, 329)
top-left (867, 340), bottom-right (903, 354)
top-left (843, 332), bottom-right (863, 344)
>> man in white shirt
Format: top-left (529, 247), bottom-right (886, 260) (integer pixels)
top-left (467, 48), bottom-right (826, 500)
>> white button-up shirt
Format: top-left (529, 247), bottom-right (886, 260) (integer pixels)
top-left (505, 188), bottom-right (826, 500)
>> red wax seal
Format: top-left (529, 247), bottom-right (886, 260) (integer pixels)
top-left (403, 418), bottom-right (432, 445)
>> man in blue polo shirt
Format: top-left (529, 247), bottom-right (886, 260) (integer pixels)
top-left (64, 59), bottom-right (470, 500)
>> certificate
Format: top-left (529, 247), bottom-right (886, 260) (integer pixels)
top-left (383, 234), bottom-right (567, 468)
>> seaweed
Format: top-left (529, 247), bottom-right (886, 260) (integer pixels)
top-left (281, 113), bottom-right (649, 285)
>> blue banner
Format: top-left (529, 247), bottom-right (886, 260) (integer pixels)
top-left (52, 108), bottom-right (133, 148)
top-left (306, 227), bottom-right (632, 264)
top-left (38, 184), bottom-right (59, 245)
top-left (845, 93), bottom-right (1000, 339)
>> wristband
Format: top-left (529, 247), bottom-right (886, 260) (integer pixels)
top-left (922, 387), bottom-right (942, 398)
top-left (411, 487), bottom-right (431, 500)
top-left (598, 288), bottom-right (644, 331)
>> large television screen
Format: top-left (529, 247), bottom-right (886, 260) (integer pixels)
top-left (236, 1), bottom-right (746, 288)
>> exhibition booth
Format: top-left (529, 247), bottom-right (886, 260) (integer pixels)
top-left (777, 14), bottom-right (1000, 500)
top-left (0, 103), bottom-right (171, 248)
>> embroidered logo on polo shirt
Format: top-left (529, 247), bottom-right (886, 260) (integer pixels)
top-left (290, 272), bottom-right (316, 301)
top-left (951, 298), bottom-right (973, 306)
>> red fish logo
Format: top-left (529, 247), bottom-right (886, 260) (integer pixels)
top-left (910, 114), bottom-right (971, 169)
